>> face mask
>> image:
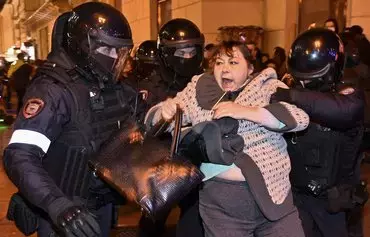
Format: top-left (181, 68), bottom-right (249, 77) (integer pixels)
top-left (161, 45), bottom-right (203, 77)
top-left (93, 53), bottom-right (116, 74)
top-left (168, 56), bottom-right (202, 77)
top-left (89, 45), bottom-right (130, 82)
top-left (137, 63), bottom-right (158, 79)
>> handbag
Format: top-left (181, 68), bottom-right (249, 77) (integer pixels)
top-left (89, 106), bottom-right (204, 219)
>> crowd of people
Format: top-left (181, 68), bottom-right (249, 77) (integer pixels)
top-left (0, 53), bottom-right (45, 114)
top-left (2, 2), bottom-right (370, 237)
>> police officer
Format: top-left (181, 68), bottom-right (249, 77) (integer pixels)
top-left (135, 40), bottom-right (159, 81)
top-left (340, 27), bottom-right (370, 237)
top-left (133, 40), bottom-right (160, 104)
top-left (139, 18), bottom-right (204, 108)
top-left (272, 28), bottom-right (365, 237)
top-left (138, 18), bottom-right (205, 237)
top-left (3, 3), bottom-right (140, 237)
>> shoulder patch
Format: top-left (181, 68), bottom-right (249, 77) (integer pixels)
top-left (22, 98), bottom-right (45, 119)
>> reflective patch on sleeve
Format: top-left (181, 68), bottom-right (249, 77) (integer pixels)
top-left (9, 129), bottom-right (51, 153)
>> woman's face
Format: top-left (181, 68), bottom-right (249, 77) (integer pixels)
top-left (324, 21), bottom-right (336, 32)
top-left (214, 47), bottom-right (251, 92)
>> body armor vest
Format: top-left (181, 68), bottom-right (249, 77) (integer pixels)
top-left (36, 64), bottom-right (137, 198)
top-left (287, 122), bottom-right (363, 197)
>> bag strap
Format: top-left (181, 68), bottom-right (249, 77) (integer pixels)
top-left (146, 105), bottom-right (183, 158)
top-left (149, 119), bottom-right (170, 137)
top-left (170, 105), bottom-right (183, 158)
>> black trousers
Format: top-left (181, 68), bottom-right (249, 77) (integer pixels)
top-left (138, 187), bottom-right (204, 237)
top-left (16, 89), bottom-right (26, 114)
top-left (347, 205), bottom-right (364, 237)
top-left (347, 152), bottom-right (365, 237)
top-left (293, 193), bottom-right (348, 237)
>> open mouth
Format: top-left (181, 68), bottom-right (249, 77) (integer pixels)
top-left (222, 78), bottom-right (234, 90)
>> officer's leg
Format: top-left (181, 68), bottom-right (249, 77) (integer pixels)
top-left (93, 203), bottom-right (113, 237)
top-left (176, 187), bottom-right (204, 237)
top-left (347, 153), bottom-right (365, 237)
top-left (311, 207), bottom-right (348, 237)
top-left (293, 192), bottom-right (322, 237)
top-left (16, 89), bottom-right (25, 114)
top-left (347, 205), bottom-right (364, 237)
top-left (5, 85), bottom-right (11, 109)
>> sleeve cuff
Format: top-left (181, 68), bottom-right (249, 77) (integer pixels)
top-left (263, 103), bottom-right (297, 132)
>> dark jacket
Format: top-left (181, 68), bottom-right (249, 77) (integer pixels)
top-left (3, 49), bottom-right (142, 217)
top-left (274, 87), bottom-right (365, 195)
top-left (139, 59), bottom-right (203, 108)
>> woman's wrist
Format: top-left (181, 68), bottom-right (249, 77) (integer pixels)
top-left (242, 106), bottom-right (280, 129)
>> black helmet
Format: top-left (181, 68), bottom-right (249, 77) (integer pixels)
top-left (288, 28), bottom-right (345, 90)
top-left (136, 40), bottom-right (158, 64)
top-left (157, 18), bottom-right (204, 77)
top-left (135, 40), bottom-right (159, 79)
top-left (65, 2), bottom-right (133, 81)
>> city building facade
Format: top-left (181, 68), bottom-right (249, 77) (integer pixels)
top-left (0, 0), bottom-right (368, 60)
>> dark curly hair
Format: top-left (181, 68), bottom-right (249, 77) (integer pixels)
top-left (208, 41), bottom-right (254, 72)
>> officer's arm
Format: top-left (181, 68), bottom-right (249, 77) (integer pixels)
top-left (3, 79), bottom-right (71, 212)
top-left (273, 87), bottom-right (365, 130)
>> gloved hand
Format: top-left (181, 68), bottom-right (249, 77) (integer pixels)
top-left (270, 87), bottom-right (293, 104)
top-left (47, 197), bottom-right (101, 237)
top-left (57, 206), bottom-right (101, 237)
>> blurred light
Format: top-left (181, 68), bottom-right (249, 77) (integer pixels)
top-left (314, 40), bottom-right (321, 48)
top-left (179, 31), bottom-right (185, 37)
top-left (0, 125), bottom-right (8, 131)
top-left (98, 16), bottom-right (106, 24)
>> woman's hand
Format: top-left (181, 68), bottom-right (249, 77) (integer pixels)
top-left (213, 101), bottom-right (254, 120)
top-left (161, 98), bottom-right (179, 121)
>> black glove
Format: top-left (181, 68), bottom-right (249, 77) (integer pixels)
top-left (270, 87), bottom-right (293, 104)
top-left (57, 206), bottom-right (101, 237)
top-left (47, 197), bottom-right (101, 237)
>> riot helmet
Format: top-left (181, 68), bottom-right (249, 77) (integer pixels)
top-left (51, 11), bottom-right (71, 52)
top-left (135, 40), bottom-right (159, 79)
top-left (288, 28), bottom-right (345, 90)
top-left (157, 18), bottom-right (204, 78)
top-left (65, 2), bottom-right (133, 82)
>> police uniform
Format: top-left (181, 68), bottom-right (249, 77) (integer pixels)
top-left (275, 88), bottom-right (365, 237)
top-left (137, 18), bottom-right (205, 237)
top-left (3, 3), bottom-right (140, 237)
top-left (272, 28), bottom-right (366, 237)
